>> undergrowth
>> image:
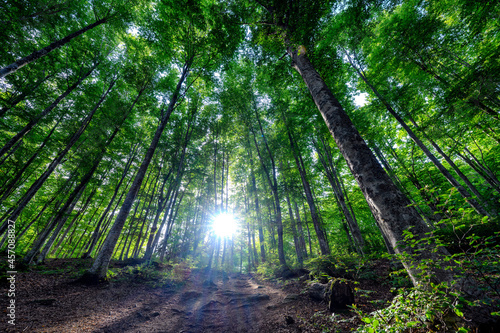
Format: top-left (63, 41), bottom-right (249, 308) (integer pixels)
top-left (108, 260), bottom-right (192, 288)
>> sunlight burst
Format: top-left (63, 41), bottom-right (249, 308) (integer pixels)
top-left (212, 213), bottom-right (237, 238)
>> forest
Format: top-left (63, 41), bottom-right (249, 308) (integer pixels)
top-left (1, 0), bottom-right (499, 332)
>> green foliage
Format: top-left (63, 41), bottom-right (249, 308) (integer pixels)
top-left (305, 253), bottom-right (371, 281)
top-left (110, 261), bottom-right (192, 288)
top-left (256, 258), bottom-right (283, 279)
top-left (352, 284), bottom-right (470, 333)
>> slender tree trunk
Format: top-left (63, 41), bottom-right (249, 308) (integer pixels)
top-left (0, 73), bottom-right (54, 117)
top-left (0, 115), bottom-right (62, 203)
top-left (28, 114), bottom-right (121, 264)
top-left (345, 52), bottom-right (490, 217)
top-left (287, 128), bottom-right (330, 255)
top-left (0, 62), bottom-right (98, 160)
top-left (284, 179), bottom-right (303, 267)
top-left (302, 203), bottom-right (313, 256)
top-left (293, 201), bottom-right (308, 259)
top-left (0, 18), bottom-right (107, 78)
top-left (145, 110), bottom-right (194, 262)
top-left (85, 59), bottom-right (192, 281)
top-left (456, 149), bottom-right (500, 194)
top-left (5, 78), bottom-right (113, 227)
top-left (314, 135), bottom-right (364, 254)
top-left (250, 107), bottom-right (288, 269)
top-left (82, 143), bottom-right (139, 258)
top-left (50, 186), bottom-right (95, 257)
top-left (31, 184), bottom-right (87, 264)
top-left (248, 139), bottom-right (266, 262)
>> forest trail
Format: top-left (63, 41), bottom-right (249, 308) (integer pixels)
top-left (4, 260), bottom-right (351, 333)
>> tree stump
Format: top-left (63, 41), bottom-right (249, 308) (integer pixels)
top-left (326, 280), bottom-right (354, 311)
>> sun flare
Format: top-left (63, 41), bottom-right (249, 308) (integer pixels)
top-left (212, 213), bottom-right (237, 238)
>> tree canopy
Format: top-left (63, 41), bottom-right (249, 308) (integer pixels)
top-left (1, 0), bottom-right (499, 329)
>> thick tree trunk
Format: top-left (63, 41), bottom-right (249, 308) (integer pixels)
top-left (0, 18), bottom-right (107, 79)
top-left (288, 48), bottom-right (480, 294)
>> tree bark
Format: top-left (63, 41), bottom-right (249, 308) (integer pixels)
top-left (287, 128), bottom-right (330, 255)
top-left (0, 18), bottom-right (107, 79)
top-left (250, 117), bottom-right (288, 268)
top-left (345, 52), bottom-right (490, 217)
top-left (0, 62), bottom-right (98, 160)
top-left (5, 77), bottom-right (113, 226)
top-left (288, 48), bottom-right (479, 293)
top-left (86, 59), bottom-right (192, 281)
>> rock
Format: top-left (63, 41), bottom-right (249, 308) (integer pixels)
top-left (150, 311), bottom-right (160, 317)
top-left (326, 280), bottom-right (355, 310)
top-left (308, 283), bottom-right (327, 301)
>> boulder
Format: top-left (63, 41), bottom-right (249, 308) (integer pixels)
top-left (307, 283), bottom-right (327, 301)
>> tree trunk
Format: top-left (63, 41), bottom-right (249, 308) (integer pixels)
top-left (288, 48), bottom-right (480, 293)
top-left (248, 139), bottom-right (266, 262)
top-left (287, 129), bottom-right (330, 255)
top-left (83, 155), bottom-right (137, 258)
top-left (29, 110), bottom-right (121, 264)
top-left (0, 115), bottom-right (62, 204)
top-left (250, 124), bottom-right (287, 268)
top-left (5, 77), bottom-right (113, 226)
top-left (293, 201), bottom-right (308, 259)
top-left (345, 52), bottom-right (490, 217)
top-left (85, 59), bottom-right (192, 281)
top-left (0, 18), bottom-right (107, 79)
top-left (0, 62), bottom-right (98, 160)
top-left (284, 180), bottom-right (303, 267)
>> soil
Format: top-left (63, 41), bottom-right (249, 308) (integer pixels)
top-left (1, 258), bottom-right (395, 332)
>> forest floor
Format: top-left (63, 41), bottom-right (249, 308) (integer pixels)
top-left (0, 258), bottom-right (396, 332)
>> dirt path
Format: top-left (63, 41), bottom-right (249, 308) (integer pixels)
top-left (2, 267), bottom-right (318, 333)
